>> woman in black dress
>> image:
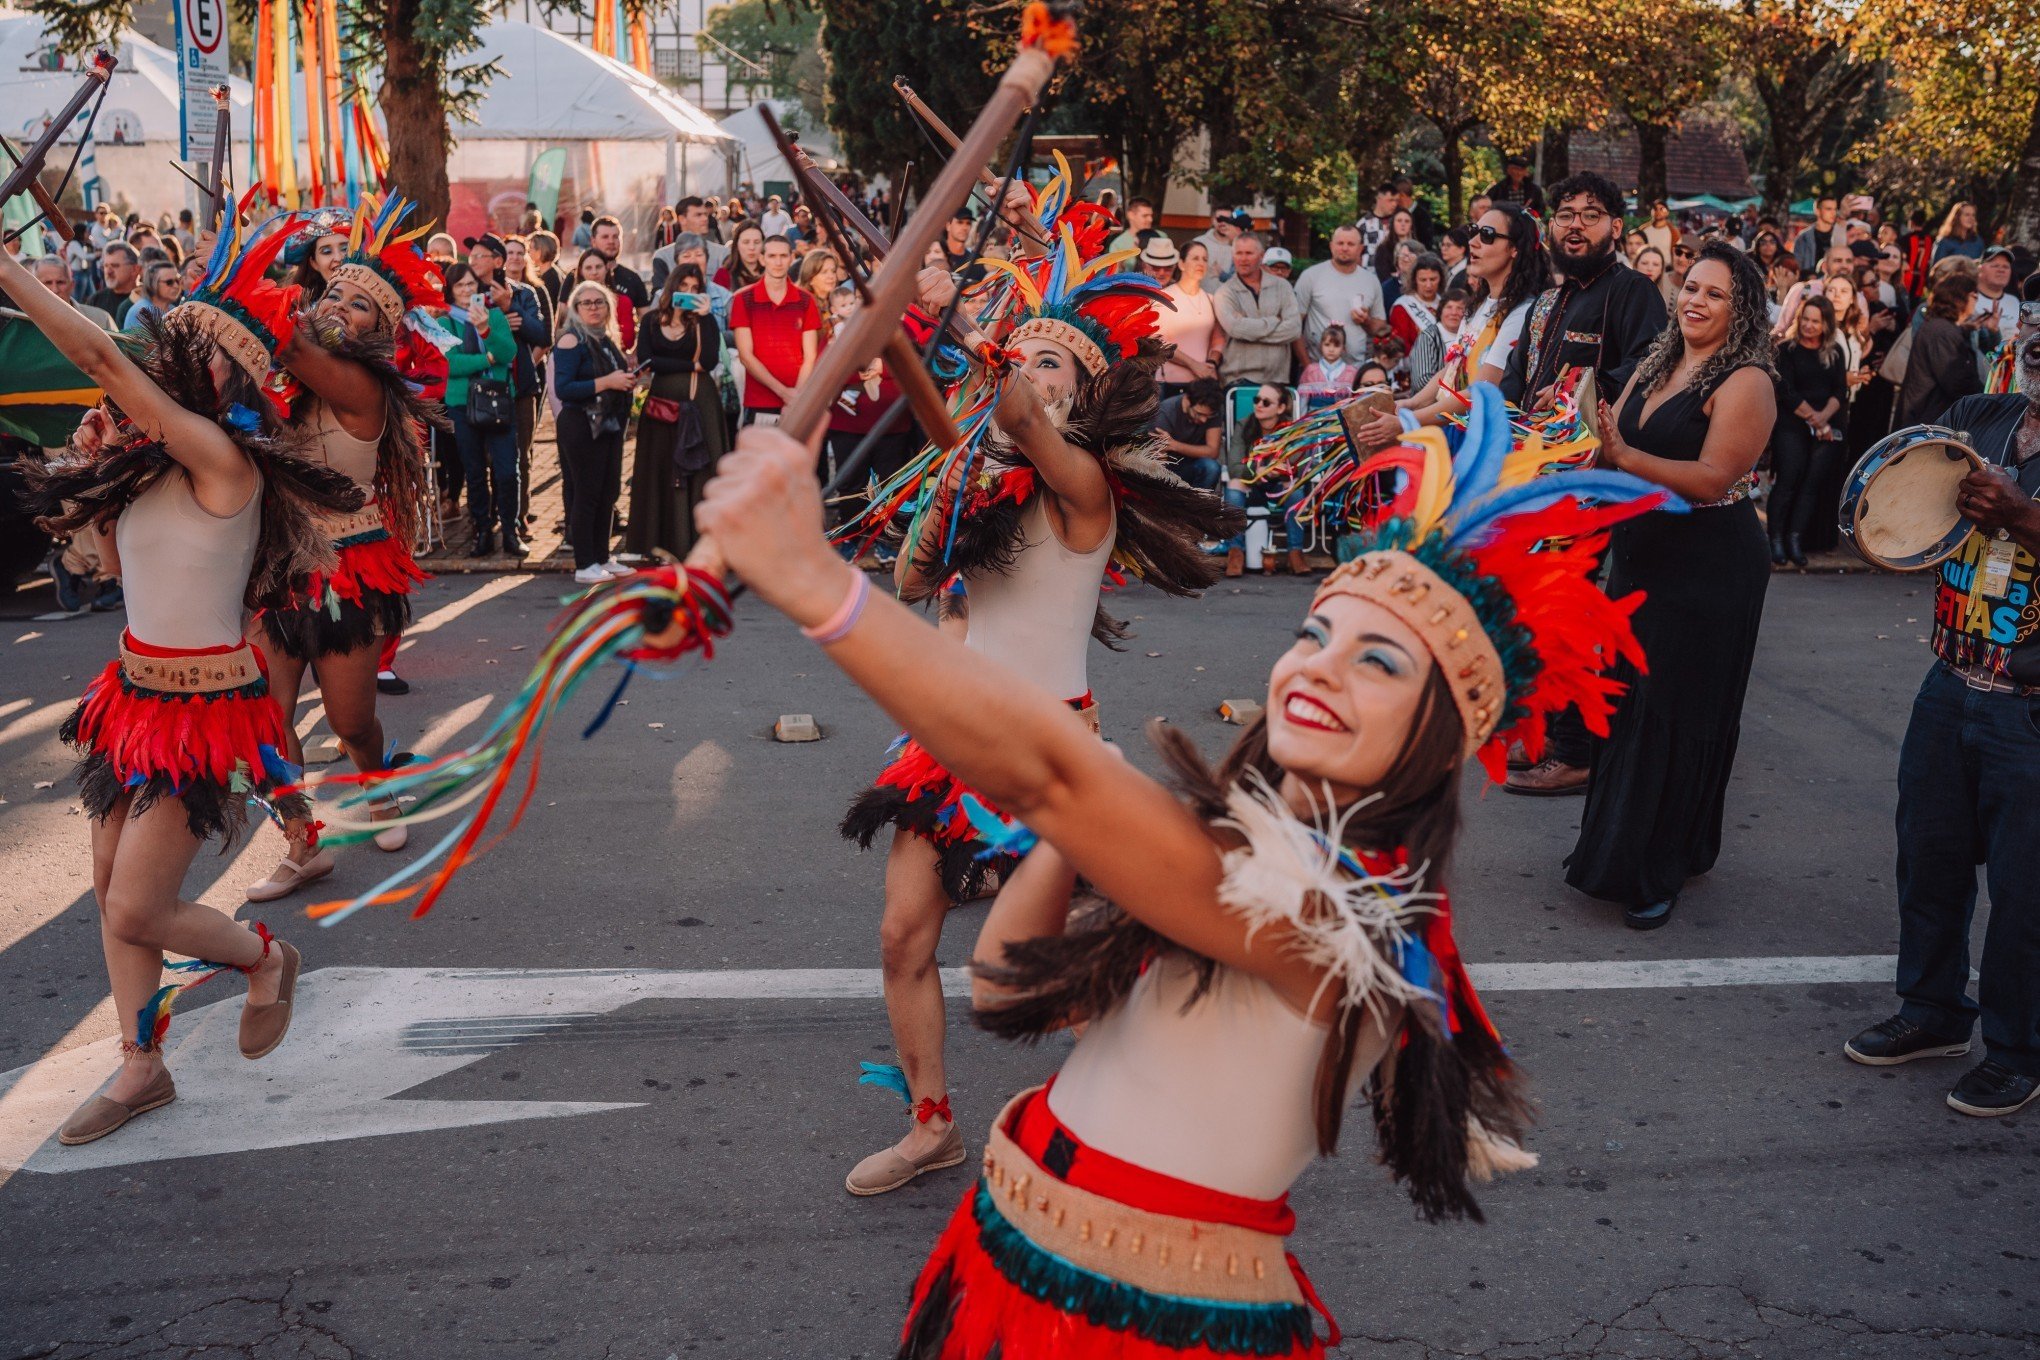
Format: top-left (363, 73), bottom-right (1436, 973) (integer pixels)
top-left (1766, 294), bottom-right (1848, 567)
top-left (1570, 242), bottom-right (1780, 929)
top-left (627, 264), bottom-right (729, 557)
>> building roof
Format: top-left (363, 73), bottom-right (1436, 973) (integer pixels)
top-left (1568, 118), bottom-right (1754, 201)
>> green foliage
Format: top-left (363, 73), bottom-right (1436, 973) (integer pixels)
top-left (703, 0), bottom-right (828, 132)
top-left (815, 0), bottom-right (996, 183)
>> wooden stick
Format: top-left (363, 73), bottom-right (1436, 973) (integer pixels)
top-left (892, 76), bottom-right (1050, 247)
top-left (0, 49), bottom-right (115, 236)
top-left (761, 104), bottom-right (962, 450)
top-left (679, 36), bottom-right (1065, 580)
top-left (783, 135), bottom-right (994, 356)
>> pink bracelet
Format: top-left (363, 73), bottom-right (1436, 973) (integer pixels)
top-left (801, 569), bottom-right (870, 645)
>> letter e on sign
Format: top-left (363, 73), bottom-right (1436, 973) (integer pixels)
top-left (187, 0), bottom-right (224, 56)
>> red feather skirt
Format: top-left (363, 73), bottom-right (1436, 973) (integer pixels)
top-left (62, 632), bottom-right (302, 845)
top-left (261, 513), bottom-right (427, 660)
top-left (900, 1086), bottom-right (1337, 1359)
top-left (839, 694), bottom-right (1095, 904)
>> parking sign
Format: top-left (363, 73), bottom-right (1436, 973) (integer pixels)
top-left (175, 0), bottom-right (229, 164)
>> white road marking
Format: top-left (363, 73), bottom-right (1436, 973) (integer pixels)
top-left (0, 955), bottom-right (1901, 1174)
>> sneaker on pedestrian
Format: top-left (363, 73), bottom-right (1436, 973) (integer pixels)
top-left (90, 583), bottom-right (124, 612)
top-left (1946, 1060), bottom-right (2040, 1117)
top-left (1843, 1014), bottom-right (1971, 1066)
top-left (601, 559), bottom-right (635, 579)
top-left (49, 554), bottom-right (86, 612)
top-left (573, 564), bottom-right (612, 586)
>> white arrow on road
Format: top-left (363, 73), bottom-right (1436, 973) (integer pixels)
top-left (0, 955), bottom-right (1900, 1174)
top-left (0, 966), bottom-right (914, 1176)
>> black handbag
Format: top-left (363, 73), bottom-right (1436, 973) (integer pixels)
top-left (461, 321), bottom-right (514, 431)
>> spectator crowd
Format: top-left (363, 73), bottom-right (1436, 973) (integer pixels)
top-left (6, 174), bottom-right (2035, 592)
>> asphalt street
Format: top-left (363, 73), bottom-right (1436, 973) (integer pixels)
top-left (0, 568), bottom-right (2033, 1359)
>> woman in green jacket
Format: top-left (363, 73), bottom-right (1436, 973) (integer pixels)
top-left (444, 262), bottom-right (522, 557)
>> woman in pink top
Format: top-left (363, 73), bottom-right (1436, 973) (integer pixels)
top-left (1155, 240), bottom-right (1225, 399)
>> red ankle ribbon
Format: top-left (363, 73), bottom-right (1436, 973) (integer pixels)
top-left (914, 1094), bottom-right (952, 1125)
top-left (237, 921), bottom-right (274, 974)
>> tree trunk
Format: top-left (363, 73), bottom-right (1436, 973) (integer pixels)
top-left (1440, 127), bottom-right (1465, 228)
top-left (2007, 86), bottom-right (2040, 250)
top-left (380, 2), bottom-right (451, 227)
top-left (1541, 125), bottom-right (1573, 185)
top-left (1756, 73), bottom-right (1809, 220)
top-left (1634, 121), bottom-right (1670, 210)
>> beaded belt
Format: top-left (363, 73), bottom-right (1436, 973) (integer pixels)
top-left (312, 502), bottom-right (386, 543)
top-left (119, 638), bottom-right (263, 694)
top-left (978, 1090), bottom-right (1304, 1306)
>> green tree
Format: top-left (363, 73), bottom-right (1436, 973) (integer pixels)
top-left (1598, 0), bottom-right (1728, 208)
top-left (815, 0), bottom-right (996, 185)
top-left (1854, 0), bottom-right (2040, 245)
top-left (1731, 0), bottom-right (1880, 215)
top-left (703, 0), bottom-right (827, 135)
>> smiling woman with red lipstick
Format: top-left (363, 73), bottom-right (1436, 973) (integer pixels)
top-left (692, 381), bottom-right (1675, 1357)
top-left (1568, 241), bottom-right (1780, 931)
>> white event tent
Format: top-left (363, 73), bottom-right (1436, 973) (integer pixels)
top-left (446, 19), bottom-right (738, 255)
top-left (0, 8), bottom-right (252, 220)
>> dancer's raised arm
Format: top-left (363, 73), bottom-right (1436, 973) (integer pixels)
top-left (0, 246), bottom-right (250, 507)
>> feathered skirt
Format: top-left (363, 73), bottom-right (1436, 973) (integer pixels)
top-left (840, 695), bottom-right (1097, 904)
top-left (260, 502), bottom-right (426, 660)
top-left (62, 631), bottom-right (308, 846)
top-left (899, 1086), bottom-right (1337, 1359)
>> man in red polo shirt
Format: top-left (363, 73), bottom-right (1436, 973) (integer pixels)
top-left (729, 234), bottom-right (820, 425)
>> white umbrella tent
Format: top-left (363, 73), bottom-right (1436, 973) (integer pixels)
top-left (446, 19), bottom-right (738, 255)
top-left (0, 8), bottom-right (253, 223)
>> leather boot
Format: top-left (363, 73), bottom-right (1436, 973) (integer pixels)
top-left (1224, 547), bottom-right (1244, 578)
top-left (1786, 532), bottom-right (1807, 568)
top-left (1287, 548), bottom-right (1310, 577)
top-left (467, 527), bottom-right (497, 559)
top-left (1769, 533), bottom-right (1787, 566)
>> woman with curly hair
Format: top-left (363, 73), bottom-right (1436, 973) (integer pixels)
top-left (1567, 240), bottom-right (1780, 929)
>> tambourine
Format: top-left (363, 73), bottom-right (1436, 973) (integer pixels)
top-left (1837, 425), bottom-right (1985, 571)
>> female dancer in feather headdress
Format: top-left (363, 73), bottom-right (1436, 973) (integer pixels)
top-left (831, 175), bottom-right (1236, 1196)
top-left (3, 217), bottom-right (363, 1146)
top-left (696, 381), bottom-right (1677, 1356)
top-left (244, 196), bottom-right (448, 903)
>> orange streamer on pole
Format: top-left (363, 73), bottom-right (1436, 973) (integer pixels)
top-left (592, 0), bottom-right (616, 59)
top-left (296, 0), bottom-right (324, 205)
top-left (628, 12), bottom-right (652, 74)
top-left (253, 0), bottom-right (276, 197)
top-left (320, 0), bottom-right (345, 198)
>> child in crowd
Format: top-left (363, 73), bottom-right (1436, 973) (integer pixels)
top-left (1299, 322), bottom-right (1360, 395)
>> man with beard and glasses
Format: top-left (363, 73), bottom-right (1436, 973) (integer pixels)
top-left (1842, 330), bottom-right (2040, 1119)
top-left (1502, 171), bottom-right (1669, 796)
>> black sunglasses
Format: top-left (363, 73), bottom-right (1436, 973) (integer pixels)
top-left (1471, 224), bottom-right (1504, 244)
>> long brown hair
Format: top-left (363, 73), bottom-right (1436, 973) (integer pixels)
top-left (975, 665), bottom-right (1524, 1221)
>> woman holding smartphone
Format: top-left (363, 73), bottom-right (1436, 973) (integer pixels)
top-left (554, 279), bottom-right (646, 583)
top-left (627, 264), bottom-right (728, 558)
top-left (442, 262), bottom-right (521, 558)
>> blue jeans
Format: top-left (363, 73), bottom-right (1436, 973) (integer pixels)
top-left (1894, 663), bottom-right (2040, 1077)
top-left (1174, 455), bottom-right (1224, 491)
top-left (452, 407), bottom-right (520, 542)
top-left (1221, 485), bottom-right (1306, 552)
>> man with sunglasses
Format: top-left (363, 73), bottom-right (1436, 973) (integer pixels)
top-left (1502, 171), bottom-right (1668, 796)
top-left (1843, 326), bottom-right (2040, 1118)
